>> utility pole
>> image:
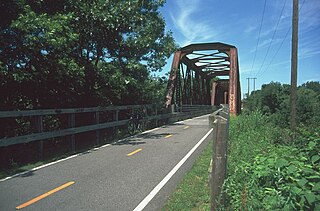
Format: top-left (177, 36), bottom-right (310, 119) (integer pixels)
top-left (246, 78), bottom-right (250, 98)
top-left (246, 77), bottom-right (257, 97)
top-left (290, 0), bottom-right (298, 130)
top-left (252, 78), bottom-right (257, 91)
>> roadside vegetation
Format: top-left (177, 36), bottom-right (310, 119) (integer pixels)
top-left (225, 81), bottom-right (320, 210)
top-left (164, 81), bottom-right (320, 210)
top-left (226, 112), bottom-right (319, 210)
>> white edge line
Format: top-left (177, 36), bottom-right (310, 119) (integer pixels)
top-left (133, 128), bottom-right (213, 211)
top-left (0, 127), bottom-right (161, 183)
top-left (0, 113), bottom-right (210, 183)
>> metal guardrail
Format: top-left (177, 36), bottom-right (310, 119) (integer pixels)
top-left (0, 104), bottom-right (217, 149)
top-left (0, 105), bottom-right (149, 118)
top-left (177, 105), bottom-right (217, 113)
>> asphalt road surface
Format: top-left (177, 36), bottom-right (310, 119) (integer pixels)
top-left (0, 114), bottom-right (213, 211)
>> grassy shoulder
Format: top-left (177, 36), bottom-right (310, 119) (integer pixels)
top-left (162, 142), bottom-right (212, 211)
top-left (0, 153), bottom-right (72, 180)
top-left (163, 112), bottom-right (320, 210)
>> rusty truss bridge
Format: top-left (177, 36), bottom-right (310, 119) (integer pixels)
top-left (165, 42), bottom-right (241, 115)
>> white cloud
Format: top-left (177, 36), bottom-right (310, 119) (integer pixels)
top-left (299, 47), bottom-right (320, 60)
top-left (169, 0), bottom-right (220, 46)
top-left (244, 25), bottom-right (258, 35)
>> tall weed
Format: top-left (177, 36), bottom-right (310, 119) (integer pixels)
top-left (225, 112), bottom-right (320, 210)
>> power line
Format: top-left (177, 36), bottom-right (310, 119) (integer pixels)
top-left (257, 0), bottom-right (307, 77)
top-left (249, 0), bottom-right (267, 78)
top-left (255, 0), bottom-right (288, 77)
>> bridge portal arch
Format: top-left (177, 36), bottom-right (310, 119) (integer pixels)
top-left (165, 42), bottom-right (241, 115)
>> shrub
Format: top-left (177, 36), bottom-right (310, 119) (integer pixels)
top-left (225, 112), bottom-right (320, 210)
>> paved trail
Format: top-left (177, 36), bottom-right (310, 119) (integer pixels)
top-left (0, 114), bottom-right (213, 211)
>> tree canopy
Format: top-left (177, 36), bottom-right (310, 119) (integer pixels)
top-left (243, 81), bottom-right (320, 126)
top-left (0, 0), bottom-right (177, 109)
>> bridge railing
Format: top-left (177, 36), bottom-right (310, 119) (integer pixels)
top-left (177, 104), bottom-right (217, 113)
top-left (0, 104), bottom-right (217, 149)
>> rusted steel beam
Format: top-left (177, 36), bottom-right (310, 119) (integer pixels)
top-left (191, 57), bottom-right (229, 61)
top-left (207, 70), bottom-right (230, 77)
top-left (197, 64), bottom-right (230, 69)
top-left (205, 67), bottom-right (230, 72)
top-left (211, 81), bottom-right (218, 106)
top-left (165, 42), bottom-right (241, 115)
top-left (180, 42), bottom-right (235, 52)
top-left (165, 50), bottom-right (182, 107)
top-left (180, 56), bottom-right (207, 78)
top-left (228, 47), bottom-right (240, 115)
top-left (189, 51), bottom-right (226, 57)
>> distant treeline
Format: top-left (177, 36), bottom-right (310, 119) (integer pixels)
top-left (0, 0), bottom-right (177, 110)
top-left (243, 81), bottom-right (320, 126)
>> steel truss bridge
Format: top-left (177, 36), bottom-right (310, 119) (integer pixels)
top-left (165, 42), bottom-right (241, 115)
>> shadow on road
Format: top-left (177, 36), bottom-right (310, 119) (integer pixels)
top-left (112, 139), bottom-right (146, 146)
top-left (20, 170), bottom-right (35, 177)
top-left (137, 132), bottom-right (172, 139)
top-left (112, 132), bottom-right (178, 146)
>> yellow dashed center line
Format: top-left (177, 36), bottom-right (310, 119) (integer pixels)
top-left (127, 148), bottom-right (142, 156)
top-left (16, 181), bottom-right (75, 210)
top-left (164, 134), bottom-right (173, 139)
top-left (183, 126), bottom-right (190, 129)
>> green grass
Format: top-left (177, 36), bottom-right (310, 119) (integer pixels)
top-left (162, 142), bottom-right (212, 211)
top-left (0, 154), bottom-right (71, 180)
top-left (0, 161), bottom-right (45, 179)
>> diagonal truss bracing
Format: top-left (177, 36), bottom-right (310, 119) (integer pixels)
top-left (165, 42), bottom-right (241, 115)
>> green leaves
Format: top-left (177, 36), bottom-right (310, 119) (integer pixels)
top-left (226, 113), bottom-right (320, 210)
top-left (304, 191), bottom-right (317, 204)
top-left (275, 158), bottom-right (289, 168)
top-left (243, 81), bottom-right (320, 128)
top-left (312, 155), bottom-right (320, 164)
top-left (297, 178), bottom-right (308, 187)
top-left (1, 0), bottom-right (176, 109)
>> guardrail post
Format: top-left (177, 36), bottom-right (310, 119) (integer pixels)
top-left (170, 104), bottom-right (175, 114)
top-left (68, 113), bottom-right (76, 152)
top-left (95, 111), bottom-right (100, 146)
top-left (155, 107), bottom-right (158, 127)
top-left (35, 115), bottom-right (43, 158)
top-left (113, 110), bottom-right (119, 136)
top-left (211, 116), bottom-right (228, 210)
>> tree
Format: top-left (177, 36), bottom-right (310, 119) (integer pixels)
top-left (0, 0), bottom-right (177, 109)
top-left (244, 81), bottom-right (320, 127)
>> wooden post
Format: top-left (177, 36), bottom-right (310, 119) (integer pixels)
top-left (143, 106), bottom-right (148, 130)
top-left (171, 104), bottom-right (175, 114)
top-left (211, 116), bottom-right (228, 210)
top-left (35, 115), bottom-right (43, 158)
top-left (290, 0), bottom-right (299, 131)
top-left (155, 107), bottom-right (158, 127)
top-left (68, 113), bottom-right (76, 152)
top-left (95, 111), bottom-right (100, 146)
top-left (113, 110), bottom-right (119, 136)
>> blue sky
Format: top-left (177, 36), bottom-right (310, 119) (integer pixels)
top-left (158, 0), bottom-right (320, 97)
